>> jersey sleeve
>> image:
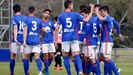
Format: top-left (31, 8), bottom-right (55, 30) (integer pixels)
top-left (112, 18), bottom-right (121, 34)
top-left (57, 15), bottom-right (62, 25)
top-left (38, 19), bottom-right (42, 29)
top-left (104, 16), bottom-right (112, 22)
top-left (76, 12), bottom-right (83, 21)
top-left (40, 21), bottom-right (44, 28)
top-left (12, 18), bottom-right (17, 26)
top-left (23, 16), bottom-right (28, 27)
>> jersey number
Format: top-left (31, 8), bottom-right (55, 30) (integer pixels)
top-left (79, 22), bottom-right (83, 31)
top-left (66, 18), bottom-right (72, 28)
top-left (93, 23), bottom-right (97, 33)
top-left (19, 21), bottom-right (24, 30)
top-left (32, 21), bottom-right (37, 31)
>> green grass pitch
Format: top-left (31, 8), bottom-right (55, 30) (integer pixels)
top-left (0, 61), bottom-right (133, 75)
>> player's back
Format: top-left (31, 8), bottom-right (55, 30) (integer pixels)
top-left (25, 16), bottom-right (41, 45)
top-left (100, 16), bottom-right (114, 42)
top-left (12, 15), bottom-right (27, 43)
top-left (77, 21), bottom-right (86, 42)
top-left (85, 16), bottom-right (100, 45)
top-left (58, 12), bottom-right (83, 42)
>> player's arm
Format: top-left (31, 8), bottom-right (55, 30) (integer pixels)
top-left (113, 19), bottom-right (124, 41)
top-left (113, 18), bottom-right (121, 34)
top-left (13, 25), bottom-right (20, 45)
top-left (83, 4), bottom-right (94, 22)
top-left (52, 22), bottom-right (56, 43)
top-left (12, 19), bottom-right (20, 45)
top-left (55, 24), bottom-right (60, 45)
top-left (23, 25), bottom-right (27, 47)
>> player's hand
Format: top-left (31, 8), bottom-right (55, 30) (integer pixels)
top-left (83, 38), bottom-right (86, 45)
top-left (118, 34), bottom-right (124, 41)
top-left (23, 41), bottom-right (27, 47)
top-left (90, 4), bottom-right (94, 13)
top-left (15, 39), bottom-right (21, 46)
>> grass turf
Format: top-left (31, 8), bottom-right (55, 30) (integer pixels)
top-left (0, 61), bottom-right (133, 75)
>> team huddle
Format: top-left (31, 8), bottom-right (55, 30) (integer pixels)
top-left (10, 0), bottom-right (124, 75)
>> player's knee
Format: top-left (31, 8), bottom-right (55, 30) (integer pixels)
top-left (72, 51), bottom-right (80, 56)
top-left (48, 53), bottom-right (54, 57)
top-left (91, 58), bottom-right (96, 64)
top-left (100, 53), bottom-right (105, 62)
top-left (84, 57), bottom-right (88, 62)
top-left (23, 54), bottom-right (30, 59)
top-left (62, 52), bottom-right (69, 56)
top-left (43, 54), bottom-right (49, 60)
top-left (34, 52), bottom-right (40, 59)
top-left (104, 56), bottom-right (111, 61)
top-left (10, 53), bottom-right (16, 59)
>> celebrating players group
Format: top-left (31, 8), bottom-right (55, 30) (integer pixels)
top-left (10, 0), bottom-right (124, 75)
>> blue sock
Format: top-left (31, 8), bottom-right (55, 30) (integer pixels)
top-left (74, 55), bottom-right (83, 73)
top-left (10, 59), bottom-right (15, 75)
top-left (35, 58), bottom-right (42, 72)
top-left (96, 60), bottom-right (101, 74)
top-left (63, 56), bottom-right (71, 75)
top-left (43, 59), bottom-right (49, 72)
top-left (108, 67), bottom-right (113, 75)
top-left (82, 60), bottom-right (86, 74)
top-left (74, 60), bottom-right (79, 75)
top-left (92, 63), bottom-right (100, 75)
top-left (85, 61), bottom-right (92, 74)
top-left (108, 60), bottom-right (119, 75)
top-left (23, 59), bottom-right (29, 75)
top-left (49, 59), bottom-right (52, 66)
top-left (104, 61), bottom-right (108, 75)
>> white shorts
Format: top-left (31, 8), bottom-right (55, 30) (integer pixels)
top-left (100, 42), bottom-right (113, 57)
top-left (23, 45), bottom-right (41, 54)
top-left (62, 40), bottom-right (80, 52)
top-left (96, 43), bottom-right (100, 54)
top-left (82, 45), bottom-right (87, 54)
top-left (84, 46), bottom-right (97, 59)
top-left (42, 43), bottom-right (55, 53)
top-left (10, 42), bottom-right (23, 54)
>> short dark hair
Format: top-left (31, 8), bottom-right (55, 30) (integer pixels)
top-left (28, 6), bottom-right (35, 13)
top-left (13, 4), bottom-right (21, 13)
top-left (80, 8), bottom-right (89, 14)
top-left (64, 0), bottom-right (73, 9)
top-left (94, 4), bottom-right (101, 8)
top-left (54, 16), bottom-right (58, 22)
top-left (100, 6), bottom-right (109, 13)
top-left (79, 5), bottom-right (87, 11)
top-left (43, 9), bottom-right (51, 13)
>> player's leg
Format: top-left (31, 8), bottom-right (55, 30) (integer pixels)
top-left (48, 43), bottom-right (56, 66)
top-left (96, 44), bottom-right (101, 75)
top-left (102, 42), bottom-right (119, 75)
top-left (95, 45), bottom-right (102, 75)
top-left (89, 46), bottom-right (100, 75)
top-left (71, 40), bottom-right (83, 75)
top-left (32, 45), bottom-right (42, 75)
top-left (42, 44), bottom-right (50, 75)
top-left (62, 42), bottom-right (71, 75)
top-left (23, 45), bottom-right (31, 75)
top-left (82, 45), bottom-right (91, 75)
top-left (10, 43), bottom-right (17, 75)
top-left (74, 42), bottom-right (83, 75)
top-left (54, 54), bottom-right (58, 70)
